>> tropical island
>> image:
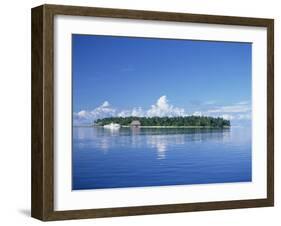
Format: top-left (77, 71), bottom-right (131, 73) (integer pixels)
top-left (94, 116), bottom-right (230, 128)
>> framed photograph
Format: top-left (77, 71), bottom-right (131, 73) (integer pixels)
top-left (31, 4), bottom-right (274, 221)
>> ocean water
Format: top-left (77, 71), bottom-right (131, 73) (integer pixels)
top-left (72, 127), bottom-right (252, 190)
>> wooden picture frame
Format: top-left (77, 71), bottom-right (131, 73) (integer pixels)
top-left (31, 4), bottom-right (274, 221)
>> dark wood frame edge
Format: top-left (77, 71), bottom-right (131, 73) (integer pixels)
top-left (31, 4), bottom-right (274, 221)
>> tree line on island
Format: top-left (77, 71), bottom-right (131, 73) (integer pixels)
top-left (95, 116), bottom-right (230, 128)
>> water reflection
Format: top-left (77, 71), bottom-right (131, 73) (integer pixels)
top-left (146, 134), bottom-right (184, 159)
top-left (73, 126), bottom-right (251, 190)
top-left (74, 127), bottom-right (232, 159)
top-left (75, 127), bottom-right (231, 139)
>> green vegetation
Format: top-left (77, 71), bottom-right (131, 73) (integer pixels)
top-left (95, 116), bottom-right (230, 128)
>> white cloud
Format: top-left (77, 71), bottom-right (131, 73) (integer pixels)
top-left (74, 96), bottom-right (187, 125)
top-left (117, 110), bottom-right (130, 117)
top-left (132, 107), bottom-right (145, 117)
top-left (77, 110), bottom-right (89, 117)
top-left (203, 101), bottom-right (251, 121)
top-left (221, 114), bottom-right (234, 120)
top-left (117, 96), bottom-right (186, 118)
top-left (73, 101), bottom-right (116, 125)
top-left (192, 111), bottom-right (202, 116)
top-left (73, 96), bottom-right (251, 125)
top-left (90, 101), bottom-right (116, 119)
top-left (146, 96), bottom-right (186, 117)
top-left (207, 104), bottom-right (250, 113)
top-left (236, 113), bottom-right (251, 120)
top-left (101, 101), bottom-right (110, 107)
top-left (117, 107), bottom-right (145, 117)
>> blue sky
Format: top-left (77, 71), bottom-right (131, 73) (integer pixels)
top-left (72, 34), bottom-right (252, 125)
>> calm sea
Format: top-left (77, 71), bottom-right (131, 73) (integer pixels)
top-left (72, 126), bottom-right (252, 190)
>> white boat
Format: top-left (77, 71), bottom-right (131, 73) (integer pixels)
top-left (103, 122), bottom-right (121, 129)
